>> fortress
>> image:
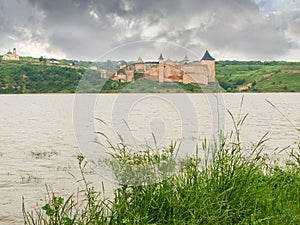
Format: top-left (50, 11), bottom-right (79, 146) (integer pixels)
top-left (102, 50), bottom-right (216, 85)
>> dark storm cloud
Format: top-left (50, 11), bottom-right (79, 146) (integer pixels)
top-left (1, 0), bottom-right (299, 60)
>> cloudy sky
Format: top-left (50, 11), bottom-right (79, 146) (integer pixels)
top-left (0, 0), bottom-right (299, 61)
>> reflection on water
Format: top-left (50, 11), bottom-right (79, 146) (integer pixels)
top-left (0, 93), bottom-right (299, 224)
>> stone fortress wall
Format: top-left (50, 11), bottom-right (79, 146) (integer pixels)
top-left (106, 51), bottom-right (216, 84)
top-left (132, 50), bottom-right (216, 85)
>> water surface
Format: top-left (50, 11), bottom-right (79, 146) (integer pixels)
top-left (0, 93), bottom-right (299, 224)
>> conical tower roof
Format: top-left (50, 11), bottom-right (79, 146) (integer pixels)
top-left (158, 53), bottom-right (164, 61)
top-left (137, 56), bottom-right (143, 63)
top-left (201, 50), bottom-right (215, 60)
top-left (182, 55), bottom-right (189, 64)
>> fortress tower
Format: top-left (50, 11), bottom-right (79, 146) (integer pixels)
top-left (201, 50), bottom-right (215, 83)
top-left (135, 56), bottom-right (145, 72)
top-left (182, 55), bottom-right (189, 64)
top-left (158, 53), bottom-right (165, 83)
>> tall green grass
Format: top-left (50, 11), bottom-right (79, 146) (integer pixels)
top-left (107, 136), bottom-right (300, 224)
top-left (23, 155), bottom-right (111, 225)
top-left (23, 118), bottom-right (300, 224)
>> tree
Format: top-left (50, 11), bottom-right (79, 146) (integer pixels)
top-left (111, 81), bottom-right (119, 89)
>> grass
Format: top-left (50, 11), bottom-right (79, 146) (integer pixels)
top-left (119, 78), bottom-right (204, 93)
top-left (23, 140), bottom-right (300, 224)
top-left (216, 61), bottom-right (300, 92)
top-left (251, 72), bottom-right (300, 92)
top-left (23, 115), bottom-right (300, 224)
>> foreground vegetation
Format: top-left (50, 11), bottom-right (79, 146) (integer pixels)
top-left (23, 128), bottom-right (300, 224)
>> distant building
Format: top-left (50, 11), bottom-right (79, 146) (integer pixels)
top-left (49, 58), bottom-right (59, 64)
top-left (100, 69), bottom-right (116, 79)
top-left (89, 66), bottom-right (98, 70)
top-left (100, 64), bottom-right (134, 83)
top-left (2, 48), bottom-right (20, 61)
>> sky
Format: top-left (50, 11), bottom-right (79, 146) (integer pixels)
top-left (0, 0), bottom-right (299, 61)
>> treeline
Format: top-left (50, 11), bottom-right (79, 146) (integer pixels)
top-left (0, 61), bottom-right (123, 93)
top-left (0, 62), bottom-right (85, 93)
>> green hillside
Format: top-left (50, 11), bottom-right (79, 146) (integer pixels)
top-left (0, 61), bottom-right (84, 93)
top-left (216, 61), bottom-right (300, 92)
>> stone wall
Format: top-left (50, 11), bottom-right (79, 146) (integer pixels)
top-left (201, 60), bottom-right (215, 83)
top-left (182, 62), bottom-right (209, 84)
top-left (126, 70), bottom-right (134, 82)
top-left (163, 63), bottom-right (183, 83)
top-left (144, 66), bottom-right (159, 81)
top-left (135, 63), bottom-right (145, 72)
top-left (142, 61), bottom-right (212, 84)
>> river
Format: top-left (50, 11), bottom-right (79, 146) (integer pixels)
top-left (0, 93), bottom-right (299, 224)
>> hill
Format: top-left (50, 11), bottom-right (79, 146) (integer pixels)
top-left (216, 61), bottom-right (300, 92)
top-left (0, 61), bottom-right (84, 93)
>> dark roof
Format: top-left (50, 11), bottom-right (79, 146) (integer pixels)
top-left (119, 60), bottom-right (127, 66)
top-left (145, 61), bottom-right (159, 64)
top-left (137, 56), bottom-right (143, 63)
top-left (201, 50), bottom-right (215, 60)
top-left (158, 53), bottom-right (164, 61)
top-left (117, 69), bottom-right (126, 74)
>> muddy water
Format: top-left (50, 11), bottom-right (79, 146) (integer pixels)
top-left (0, 93), bottom-right (299, 224)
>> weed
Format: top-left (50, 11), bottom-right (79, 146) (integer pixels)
top-left (23, 110), bottom-right (300, 224)
top-left (23, 156), bottom-right (110, 225)
top-left (20, 174), bottom-right (43, 184)
top-left (31, 150), bottom-right (59, 159)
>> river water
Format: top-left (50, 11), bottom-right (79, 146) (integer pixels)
top-left (0, 93), bottom-right (299, 224)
